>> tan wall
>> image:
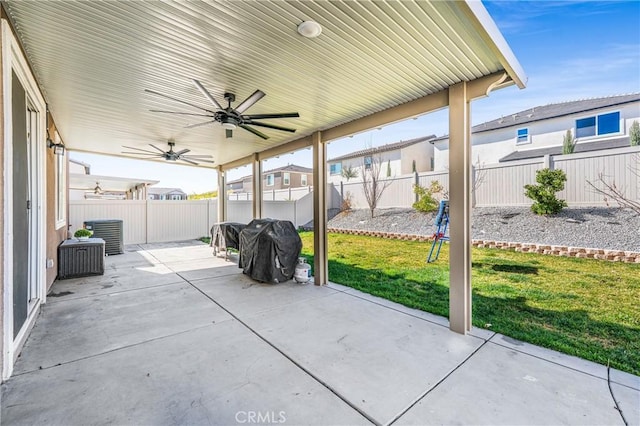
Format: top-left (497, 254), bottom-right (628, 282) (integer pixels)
top-left (45, 116), bottom-right (67, 289)
top-left (0, 12), bottom-right (5, 376)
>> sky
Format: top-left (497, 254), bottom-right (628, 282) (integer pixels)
top-left (71, 0), bottom-right (640, 194)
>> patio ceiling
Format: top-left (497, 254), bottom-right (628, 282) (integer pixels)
top-left (3, 1), bottom-right (525, 169)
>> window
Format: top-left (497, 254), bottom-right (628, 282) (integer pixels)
top-left (364, 156), bottom-right (372, 170)
top-left (516, 128), bottom-right (529, 144)
top-left (266, 174), bottom-right (274, 186)
top-left (283, 172), bottom-right (290, 186)
top-left (171, 194), bottom-right (182, 200)
top-left (301, 174), bottom-right (308, 186)
top-left (329, 163), bottom-right (342, 175)
top-left (576, 111), bottom-right (620, 138)
top-left (53, 132), bottom-right (66, 229)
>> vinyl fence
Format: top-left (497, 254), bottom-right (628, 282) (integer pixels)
top-left (228, 186), bottom-right (312, 201)
top-left (69, 147), bottom-right (638, 244)
top-left (69, 192), bottom-right (320, 245)
top-left (337, 146), bottom-right (639, 208)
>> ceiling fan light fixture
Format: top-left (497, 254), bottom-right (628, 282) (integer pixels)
top-left (297, 21), bottom-right (322, 38)
top-left (221, 121), bottom-right (237, 130)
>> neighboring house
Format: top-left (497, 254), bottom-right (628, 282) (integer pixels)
top-left (432, 93), bottom-right (640, 169)
top-left (68, 158), bottom-right (158, 201)
top-left (327, 135), bottom-right (436, 184)
top-left (147, 187), bottom-right (188, 200)
top-left (227, 164), bottom-right (313, 193)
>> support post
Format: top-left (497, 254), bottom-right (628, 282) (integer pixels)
top-left (448, 82), bottom-right (472, 334)
top-left (217, 166), bottom-right (227, 223)
top-left (312, 132), bottom-right (328, 286)
top-left (251, 153), bottom-right (262, 219)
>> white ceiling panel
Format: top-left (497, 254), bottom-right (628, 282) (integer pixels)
top-left (4, 0), bottom-right (525, 168)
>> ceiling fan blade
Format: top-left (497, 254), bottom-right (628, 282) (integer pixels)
top-left (149, 144), bottom-right (166, 153)
top-left (234, 90), bottom-right (265, 114)
top-left (182, 154), bottom-right (213, 158)
top-left (242, 112), bottom-right (300, 119)
top-left (185, 158), bottom-right (215, 164)
top-left (193, 79), bottom-right (223, 110)
top-left (121, 151), bottom-right (162, 156)
top-left (239, 124), bottom-right (269, 140)
top-left (149, 110), bottom-right (213, 117)
top-left (175, 149), bottom-right (191, 155)
top-left (145, 89), bottom-right (216, 114)
top-left (246, 121), bottom-right (297, 133)
top-left (226, 129), bottom-right (233, 139)
top-left (180, 158), bottom-right (199, 165)
top-left (122, 145), bottom-right (160, 154)
top-left (185, 120), bottom-right (215, 129)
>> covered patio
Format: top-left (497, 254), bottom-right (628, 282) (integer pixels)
top-left (3, 242), bottom-right (637, 425)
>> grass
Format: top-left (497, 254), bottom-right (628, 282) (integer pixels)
top-left (298, 232), bottom-right (640, 376)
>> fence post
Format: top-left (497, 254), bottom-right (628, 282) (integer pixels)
top-left (145, 199), bottom-right (150, 244)
top-left (544, 154), bottom-right (553, 170)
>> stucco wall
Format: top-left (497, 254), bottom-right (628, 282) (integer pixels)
top-left (328, 150), bottom-right (402, 185)
top-left (400, 141), bottom-right (434, 174)
top-left (433, 101), bottom-right (640, 170)
top-left (46, 117), bottom-right (67, 290)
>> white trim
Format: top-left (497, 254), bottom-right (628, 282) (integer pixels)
top-left (2, 19), bottom-right (47, 380)
top-left (574, 109), bottom-right (623, 141)
top-left (515, 127), bottom-right (530, 145)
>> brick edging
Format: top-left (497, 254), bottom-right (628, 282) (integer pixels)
top-left (327, 227), bottom-right (640, 263)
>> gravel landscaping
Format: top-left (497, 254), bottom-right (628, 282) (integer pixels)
top-left (327, 206), bottom-right (640, 252)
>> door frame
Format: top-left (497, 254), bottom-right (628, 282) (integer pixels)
top-left (2, 19), bottom-right (47, 380)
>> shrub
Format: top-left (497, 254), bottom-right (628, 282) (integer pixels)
top-left (630, 120), bottom-right (640, 146)
top-left (341, 191), bottom-right (354, 212)
top-left (413, 181), bottom-right (444, 213)
top-left (524, 168), bottom-right (568, 215)
top-left (74, 228), bottom-right (93, 238)
top-left (562, 129), bottom-right (577, 154)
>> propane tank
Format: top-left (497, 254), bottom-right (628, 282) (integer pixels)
top-left (294, 257), bottom-right (311, 283)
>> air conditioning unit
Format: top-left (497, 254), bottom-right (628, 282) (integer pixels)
top-left (83, 219), bottom-right (124, 255)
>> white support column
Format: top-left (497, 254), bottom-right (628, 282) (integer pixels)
top-left (312, 132), bottom-right (328, 286)
top-left (251, 153), bottom-right (262, 219)
top-left (217, 166), bottom-right (227, 223)
top-left (448, 82), bottom-right (472, 334)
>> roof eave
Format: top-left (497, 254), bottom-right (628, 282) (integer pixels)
top-left (463, 1), bottom-right (527, 90)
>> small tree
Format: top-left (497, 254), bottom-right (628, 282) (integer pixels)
top-left (413, 181), bottom-right (445, 213)
top-left (630, 120), bottom-right (640, 146)
top-left (412, 159), bottom-right (417, 173)
top-left (361, 154), bottom-right (393, 218)
top-left (562, 129), bottom-right (577, 154)
top-left (341, 165), bottom-right (359, 181)
top-left (586, 153), bottom-right (640, 214)
top-left (386, 160), bottom-right (391, 177)
top-left (524, 168), bottom-right (568, 215)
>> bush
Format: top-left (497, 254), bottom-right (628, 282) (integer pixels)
top-left (413, 181), bottom-right (444, 213)
top-left (524, 168), bottom-right (568, 215)
top-left (562, 129), bottom-right (577, 154)
top-left (74, 228), bottom-right (93, 238)
top-left (630, 120), bottom-right (640, 146)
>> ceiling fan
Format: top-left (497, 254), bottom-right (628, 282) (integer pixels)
top-left (145, 79), bottom-right (299, 140)
top-left (121, 141), bottom-right (215, 166)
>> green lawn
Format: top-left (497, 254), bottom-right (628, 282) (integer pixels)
top-left (298, 232), bottom-right (640, 376)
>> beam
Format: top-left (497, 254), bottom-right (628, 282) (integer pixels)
top-left (220, 154), bottom-right (254, 172)
top-left (311, 131), bottom-right (328, 286)
top-left (257, 135), bottom-right (313, 161)
top-left (321, 89), bottom-right (448, 143)
top-left (448, 82), bottom-right (472, 334)
top-left (251, 153), bottom-right (262, 219)
top-left (217, 166), bottom-right (227, 222)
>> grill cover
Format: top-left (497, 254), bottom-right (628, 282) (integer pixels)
top-left (239, 219), bottom-right (302, 283)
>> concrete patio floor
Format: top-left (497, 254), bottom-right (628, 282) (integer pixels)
top-left (2, 241), bottom-right (638, 425)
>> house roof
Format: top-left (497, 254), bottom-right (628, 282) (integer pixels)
top-left (499, 136), bottom-right (631, 162)
top-left (147, 187), bottom-right (187, 195)
top-left (3, 1), bottom-right (525, 170)
top-left (474, 93), bottom-right (640, 134)
top-left (226, 164), bottom-right (313, 185)
top-left (328, 135), bottom-right (436, 163)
